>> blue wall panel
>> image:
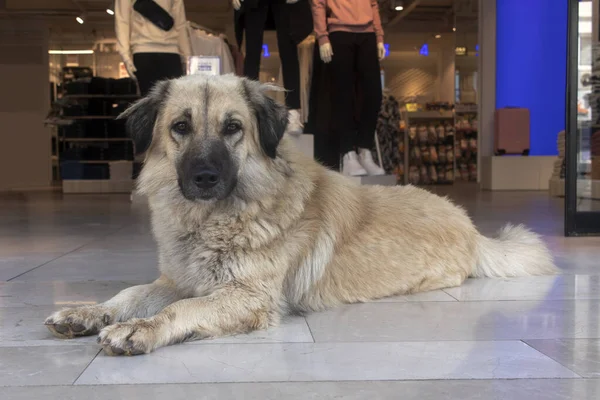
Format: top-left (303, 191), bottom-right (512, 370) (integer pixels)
top-left (496, 0), bottom-right (568, 155)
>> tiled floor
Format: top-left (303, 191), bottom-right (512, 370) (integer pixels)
top-left (1, 187), bottom-right (600, 399)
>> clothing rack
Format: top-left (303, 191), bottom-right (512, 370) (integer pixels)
top-left (188, 21), bottom-right (219, 36)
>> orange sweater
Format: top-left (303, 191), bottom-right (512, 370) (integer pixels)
top-left (311, 0), bottom-right (384, 46)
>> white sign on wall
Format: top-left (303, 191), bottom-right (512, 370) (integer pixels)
top-left (188, 56), bottom-right (221, 76)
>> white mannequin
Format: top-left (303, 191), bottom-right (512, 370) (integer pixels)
top-left (319, 41), bottom-right (386, 64)
top-left (233, 0), bottom-right (305, 136)
top-left (312, 0), bottom-right (386, 176)
top-left (232, 0), bottom-right (299, 10)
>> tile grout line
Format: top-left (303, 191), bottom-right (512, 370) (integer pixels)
top-left (519, 340), bottom-right (584, 379)
top-left (441, 289), bottom-right (460, 301)
top-left (303, 316), bottom-right (316, 343)
top-left (6, 225), bottom-right (129, 282)
top-left (71, 348), bottom-right (103, 385)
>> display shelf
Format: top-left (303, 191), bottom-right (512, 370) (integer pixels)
top-left (403, 111), bottom-right (455, 185)
top-left (61, 138), bottom-right (132, 142)
top-left (404, 110), bottom-right (454, 119)
top-left (62, 94), bottom-right (139, 100)
top-left (61, 116), bottom-right (117, 120)
top-left (454, 109), bottom-right (478, 182)
top-left (62, 179), bottom-right (134, 194)
top-left (47, 74), bottom-right (139, 193)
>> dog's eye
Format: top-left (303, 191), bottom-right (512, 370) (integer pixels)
top-left (225, 122), bottom-right (241, 135)
top-left (172, 121), bottom-right (190, 135)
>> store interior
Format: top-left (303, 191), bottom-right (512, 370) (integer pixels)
top-left (1, 1), bottom-right (600, 398)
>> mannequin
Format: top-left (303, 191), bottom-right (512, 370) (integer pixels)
top-left (233, 0), bottom-right (313, 135)
top-left (115, 0), bottom-right (191, 96)
top-left (311, 0), bottom-right (385, 176)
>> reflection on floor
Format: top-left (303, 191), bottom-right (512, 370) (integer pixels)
top-left (0, 186), bottom-right (599, 399)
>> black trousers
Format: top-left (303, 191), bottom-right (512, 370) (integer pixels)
top-left (329, 32), bottom-right (382, 154)
top-left (243, 1), bottom-right (301, 109)
top-left (133, 53), bottom-right (184, 96)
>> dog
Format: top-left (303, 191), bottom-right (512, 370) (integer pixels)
top-left (45, 74), bottom-right (557, 356)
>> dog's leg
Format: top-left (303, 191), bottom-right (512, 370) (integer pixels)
top-left (97, 283), bottom-right (277, 356)
top-left (45, 275), bottom-right (184, 339)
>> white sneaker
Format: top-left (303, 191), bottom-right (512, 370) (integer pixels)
top-left (358, 148), bottom-right (385, 176)
top-left (342, 151), bottom-right (367, 176)
top-left (287, 109), bottom-right (303, 136)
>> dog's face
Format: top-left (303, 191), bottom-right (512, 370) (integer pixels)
top-left (119, 75), bottom-right (288, 201)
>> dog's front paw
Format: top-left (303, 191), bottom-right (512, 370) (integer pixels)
top-left (97, 319), bottom-right (159, 356)
top-left (45, 306), bottom-right (111, 339)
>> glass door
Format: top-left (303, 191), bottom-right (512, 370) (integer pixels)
top-left (566, 0), bottom-right (600, 235)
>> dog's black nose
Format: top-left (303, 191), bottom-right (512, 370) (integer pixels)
top-left (193, 169), bottom-right (220, 189)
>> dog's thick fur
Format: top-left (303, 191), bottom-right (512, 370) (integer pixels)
top-left (45, 74), bottom-right (557, 355)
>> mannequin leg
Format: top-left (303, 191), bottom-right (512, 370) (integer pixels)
top-left (355, 33), bottom-right (383, 150)
top-left (354, 33), bottom-right (384, 176)
top-left (133, 53), bottom-right (184, 96)
top-left (271, 2), bottom-right (300, 110)
top-left (242, 4), bottom-right (268, 81)
top-left (329, 32), bottom-right (357, 155)
top-left (329, 32), bottom-right (365, 176)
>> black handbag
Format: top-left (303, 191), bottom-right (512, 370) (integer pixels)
top-left (133, 0), bottom-right (174, 31)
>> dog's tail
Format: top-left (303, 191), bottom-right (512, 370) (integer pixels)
top-left (470, 224), bottom-right (558, 278)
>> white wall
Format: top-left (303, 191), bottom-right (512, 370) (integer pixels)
top-left (0, 19), bottom-right (52, 191)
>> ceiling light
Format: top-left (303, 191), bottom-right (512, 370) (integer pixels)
top-left (435, 34), bottom-right (442, 39)
top-left (76, 16), bottom-right (84, 24)
top-left (393, 1), bottom-right (404, 11)
top-left (395, 5), bottom-right (404, 11)
top-left (49, 50), bottom-right (94, 55)
top-left (452, 27), bottom-right (456, 32)
top-left (106, 8), bottom-right (115, 15)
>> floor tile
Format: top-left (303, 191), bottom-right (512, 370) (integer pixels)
top-left (525, 339), bottom-right (600, 378)
top-left (445, 275), bottom-right (600, 301)
top-left (75, 341), bottom-right (578, 384)
top-left (0, 346), bottom-right (99, 387)
top-left (3, 379), bottom-right (600, 400)
top-left (187, 316), bottom-right (314, 344)
top-left (0, 305), bottom-right (97, 347)
top-left (0, 281), bottom-right (133, 308)
top-left (305, 300), bottom-right (600, 342)
top-left (12, 249), bottom-right (159, 282)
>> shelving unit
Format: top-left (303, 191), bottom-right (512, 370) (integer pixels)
top-left (455, 104), bottom-right (478, 182)
top-left (45, 75), bottom-right (139, 193)
top-left (403, 110), bottom-right (455, 185)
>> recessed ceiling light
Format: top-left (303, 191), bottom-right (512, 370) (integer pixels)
top-left (452, 27), bottom-right (456, 32)
top-left (395, 6), bottom-right (404, 11)
top-left (106, 8), bottom-right (115, 15)
top-left (435, 34), bottom-right (442, 39)
top-left (76, 16), bottom-right (84, 24)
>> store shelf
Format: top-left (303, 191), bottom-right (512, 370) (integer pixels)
top-left (61, 116), bottom-right (116, 120)
top-left (62, 179), bottom-right (134, 194)
top-left (65, 160), bottom-right (131, 164)
top-left (62, 94), bottom-right (139, 100)
top-left (61, 138), bottom-right (131, 142)
top-left (404, 111), bottom-right (454, 119)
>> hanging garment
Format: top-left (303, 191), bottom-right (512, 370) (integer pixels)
top-left (278, 35), bottom-right (315, 122)
top-left (187, 25), bottom-right (235, 74)
top-left (234, 0), bottom-right (313, 49)
top-left (329, 31), bottom-right (382, 154)
top-left (375, 95), bottom-right (404, 181)
top-left (115, 0), bottom-right (191, 74)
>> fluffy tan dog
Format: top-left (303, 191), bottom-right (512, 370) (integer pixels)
top-left (45, 74), bottom-right (557, 355)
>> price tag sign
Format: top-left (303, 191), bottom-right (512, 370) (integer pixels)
top-left (188, 56), bottom-right (221, 76)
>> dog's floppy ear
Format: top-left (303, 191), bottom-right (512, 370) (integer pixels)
top-left (243, 79), bottom-right (289, 159)
top-left (117, 80), bottom-right (170, 155)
